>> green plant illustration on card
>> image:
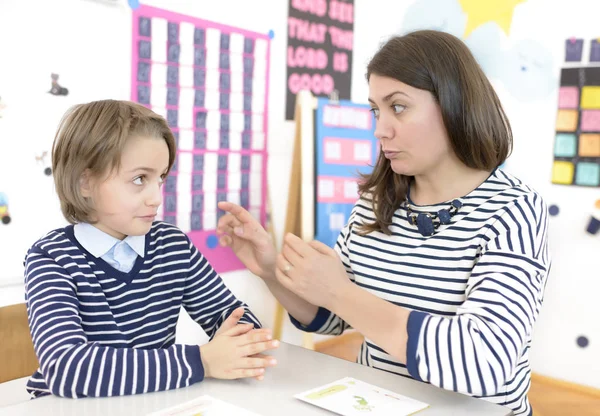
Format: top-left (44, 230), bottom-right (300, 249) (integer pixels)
top-left (353, 395), bottom-right (374, 412)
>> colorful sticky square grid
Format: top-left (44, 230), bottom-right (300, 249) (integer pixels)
top-left (575, 162), bottom-right (600, 186)
top-left (558, 87), bottom-right (579, 109)
top-left (552, 161), bottom-right (574, 185)
top-left (581, 110), bottom-right (600, 131)
top-left (580, 86), bottom-right (600, 109)
top-left (553, 64), bottom-right (600, 188)
top-left (554, 134), bottom-right (577, 157)
top-left (579, 134), bottom-right (600, 157)
top-left (555, 110), bottom-right (579, 132)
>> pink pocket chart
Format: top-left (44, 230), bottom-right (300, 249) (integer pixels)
top-left (131, 5), bottom-right (271, 272)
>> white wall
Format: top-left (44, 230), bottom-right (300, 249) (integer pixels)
top-left (0, 0), bottom-right (599, 389)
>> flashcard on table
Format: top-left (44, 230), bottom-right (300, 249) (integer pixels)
top-left (294, 377), bottom-right (429, 416)
top-left (147, 395), bottom-right (262, 416)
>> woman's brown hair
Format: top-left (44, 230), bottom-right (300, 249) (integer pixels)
top-left (52, 99), bottom-right (176, 224)
top-left (358, 30), bottom-right (513, 235)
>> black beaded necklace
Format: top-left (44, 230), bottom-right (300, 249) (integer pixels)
top-left (404, 197), bottom-right (463, 236)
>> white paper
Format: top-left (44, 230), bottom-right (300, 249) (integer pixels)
top-left (146, 394), bottom-right (262, 416)
top-left (231, 72), bottom-right (244, 93)
top-left (203, 172), bottom-right (217, 192)
top-left (178, 130), bottom-right (194, 151)
top-left (205, 88), bottom-right (219, 110)
top-left (252, 91), bottom-right (265, 113)
top-left (229, 131), bottom-right (242, 151)
top-left (179, 66), bottom-right (194, 88)
top-left (205, 29), bottom-right (221, 69)
top-left (176, 212), bottom-right (191, 233)
top-left (252, 114), bottom-right (263, 132)
top-left (179, 47), bottom-right (194, 68)
top-left (151, 64), bottom-right (168, 87)
top-left (319, 179), bottom-right (335, 199)
top-left (204, 153), bottom-right (218, 173)
top-left (178, 152), bottom-right (193, 173)
top-left (230, 33), bottom-right (245, 55)
top-left (329, 213), bottom-right (346, 231)
top-left (179, 109), bottom-right (193, 130)
top-left (206, 130), bottom-right (220, 150)
top-left (206, 109), bottom-right (220, 130)
top-left (179, 88), bottom-right (195, 112)
top-left (354, 142), bottom-right (372, 162)
top-left (344, 180), bottom-right (358, 200)
top-left (228, 172), bottom-right (241, 191)
top-left (251, 132), bottom-right (265, 151)
top-left (203, 211), bottom-right (217, 230)
top-left (204, 192), bottom-right (217, 212)
top-left (228, 153), bottom-right (242, 172)
top-left (230, 53), bottom-right (244, 74)
top-left (325, 141), bottom-right (342, 160)
top-left (251, 154), bottom-right (263, 172)
top-left (254, 39), bottom-right (268, 60)
top-left (176, 173), bottom-right (191, 195)
top-left (151, 86), bottom-right (167, 107)
top-left (151, 18), bottom-right (167, 62)
top-left (230, 92), bottom-right (244, 112)
top-left (227, 191), bottom-right (241, 205)
top-left (295, 377), bottom-right (429, 416)
top-left (179, 22), bottom-right (195, 46)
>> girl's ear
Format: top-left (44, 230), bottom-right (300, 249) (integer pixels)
top-left (80, 169), bottom-right (94, 198)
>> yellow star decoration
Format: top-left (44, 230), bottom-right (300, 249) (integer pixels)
top-left (458, 0), bottom-right (526, 38)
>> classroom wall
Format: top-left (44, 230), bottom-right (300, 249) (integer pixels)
top-left (0, 0), bottom-right (598, 389)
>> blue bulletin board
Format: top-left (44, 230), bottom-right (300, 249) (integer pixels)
top-left (314, 97), bottom-right (377, 247)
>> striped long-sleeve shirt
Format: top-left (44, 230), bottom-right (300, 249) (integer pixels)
top-left (23, 221), bottom-right (260, 399)
top-left (290, 169), bottom-right (550, 416)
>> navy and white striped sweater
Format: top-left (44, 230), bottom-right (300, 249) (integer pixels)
top-left (290, 169), bottom-right (550, 416)
top-left (23, 221), bottom-right (260, 399)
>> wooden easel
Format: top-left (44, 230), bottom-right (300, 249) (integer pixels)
top-left (272, 90), bottom-right (317, 349)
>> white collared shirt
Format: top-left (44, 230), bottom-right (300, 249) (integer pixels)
top-left (74, 223), bottom-right (145, 273)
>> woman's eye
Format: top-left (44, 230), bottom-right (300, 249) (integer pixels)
top-left (392, 104), bottom-right (406, 114)
top-left (133, 176), bottom-right (144, 185)
top-left (369, 108), bottom-right (380, 118)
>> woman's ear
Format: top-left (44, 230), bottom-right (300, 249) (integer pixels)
top-left (80, 169), bottom-right (93, 198)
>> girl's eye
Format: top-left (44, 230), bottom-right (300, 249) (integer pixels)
top-left (369, 108), bottom-right (380, 118)
top-left (392, 104), bottom-right (406, 114)
top-left (158, 175), bottom-right (165, 186)
top-left (133, 176), bottom-right (144, 186)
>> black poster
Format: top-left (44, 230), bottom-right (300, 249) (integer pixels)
top-left (285, 0), bottom-right (354, 120)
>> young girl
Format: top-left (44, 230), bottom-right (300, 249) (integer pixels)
top-left (23, 100), bottom-right (278, 399)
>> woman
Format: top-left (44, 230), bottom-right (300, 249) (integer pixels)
top-left (217, 30), bottom-right (549, 416)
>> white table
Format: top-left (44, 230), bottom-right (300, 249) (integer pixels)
top-left (0, 342), bottom-right (512, 415)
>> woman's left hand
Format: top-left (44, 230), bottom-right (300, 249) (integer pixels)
top-left (275, 233), bottom-right (351, 310)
